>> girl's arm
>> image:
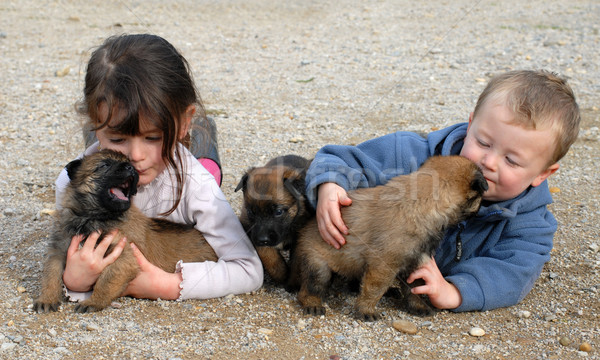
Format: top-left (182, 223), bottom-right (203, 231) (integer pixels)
top-left (160, 151), bottom-right (263, 300)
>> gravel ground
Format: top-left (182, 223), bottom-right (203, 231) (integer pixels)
top-left (1, 0), bottom-right (599, 359)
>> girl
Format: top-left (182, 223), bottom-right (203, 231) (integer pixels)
top-left (55, 33), bottom-right (263, 301)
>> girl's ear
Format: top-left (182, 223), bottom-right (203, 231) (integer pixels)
top-left (179, 105), bottom-right (196, 140)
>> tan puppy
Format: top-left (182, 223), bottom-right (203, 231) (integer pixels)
top-left (33, 150), bottom-right (217, 313)
top-left (291, 155), bottom-right (487, 321)
top-left (235, 155), bottom-right (314, 284)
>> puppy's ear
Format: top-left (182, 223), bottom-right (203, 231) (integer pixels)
top-left (65, 159), bottom-right (83, 181)
top-left (471, 170), bottom-right (488, 193)
top-left (235, 172), bottom-right (250, 192)
top-left (283, 168), bottom-right (306, 200)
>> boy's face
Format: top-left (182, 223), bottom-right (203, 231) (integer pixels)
top-left (460, 100), bottom-right (559, 202)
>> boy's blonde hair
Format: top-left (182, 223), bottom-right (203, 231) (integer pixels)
top-left (473, 70), bottom-right (580, 165)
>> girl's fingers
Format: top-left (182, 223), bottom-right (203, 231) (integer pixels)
top-left (102, 237), bottom-right (127, 265)
top-left (66, 234), bottom-right (85, 257)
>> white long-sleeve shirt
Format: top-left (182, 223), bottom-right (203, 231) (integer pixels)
top-left (55, 142), bottom-right (263, 300)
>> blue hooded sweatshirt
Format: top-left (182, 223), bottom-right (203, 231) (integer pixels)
top-left (305, 122), bottom-right (556, 312)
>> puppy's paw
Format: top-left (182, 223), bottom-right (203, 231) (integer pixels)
top-left (404, 293), bottom-right (435, 317)
top-left (357, 311), bottom-right (381, 322)
top-left (73, 303), bottom-right (103, 313)
top-left (33, 300), bottom-right (61, 313)
top-left (303, 305), bottom-right (326, 316)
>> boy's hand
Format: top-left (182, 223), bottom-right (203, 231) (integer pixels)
top-left (121, 243), bottom-right (182, 300)
top-left (407, 256), bottom-right (462, 310)
top-left (63, 230), bottom-right (127, 292)
top-left (316, 182), bottom-right (352, 249)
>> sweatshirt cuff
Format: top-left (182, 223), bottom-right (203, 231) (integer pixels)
top-left (445, 274), bottom-right (484, 312)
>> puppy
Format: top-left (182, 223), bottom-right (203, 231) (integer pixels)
top-left (33, 149), bottom-right (217, 313)
top-left (235, 155), bottom-right (314, 284)
top-left (292, 155), bottom-right (488, 321)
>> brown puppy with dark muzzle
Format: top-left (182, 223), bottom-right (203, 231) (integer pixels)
top-left (235, 155), bottom-right (314, 285)
top-left (291, 155), bottom-right (488, 321)
top-left (33, 149), bottom-right (217, 313)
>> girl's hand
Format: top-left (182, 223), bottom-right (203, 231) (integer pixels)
top-left (63, 230), bottom-right (127, 292)
top-left (122, 243), bottom-right (182, 300)
top-left (407, 256), bottom-right (462, 310)
top-left (316, 182), bottom-right (352, 249)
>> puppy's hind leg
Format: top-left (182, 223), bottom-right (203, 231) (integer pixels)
top-left (356, 264), bottom-right (397, 321)
top-left (297, 259), bottom-right (333, 316)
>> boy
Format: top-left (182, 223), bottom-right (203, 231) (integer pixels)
top-left (305, 70), bottom-right (580, 312)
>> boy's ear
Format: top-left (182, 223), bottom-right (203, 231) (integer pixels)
top-left (179, 105), bottom-right (196, 140)
top-left (467, 112), bottom-right (474, 130)
top-left (531, 163), bottom-right (560, 187)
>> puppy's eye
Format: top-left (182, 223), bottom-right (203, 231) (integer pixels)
top-left (274, 207), bottom-right (287, 217)
top-left (95, 162), bottom-right (110, 172)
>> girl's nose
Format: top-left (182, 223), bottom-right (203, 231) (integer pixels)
top-left (128, 139), bottom-right (145, 162)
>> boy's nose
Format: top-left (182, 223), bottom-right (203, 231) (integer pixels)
top-left (481, 154), bottom-right (496, 171)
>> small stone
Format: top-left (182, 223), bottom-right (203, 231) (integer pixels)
top-left (559, 336), bottom-right (571, 346)
top-left (517, 310), bottom-right (531, 318)
top-left (55, 66), bottom-right (70, 77)
top-left (1, 343), bottom-right (16, 351)
top-left (296, 319), bottom-right (307, 330)
top-left (289, 137), bottom-right (304, 143)
top-left (47, 328), bottom-right (58, 337)
top-left (257, 328), bottom-right (273, 335)
top-left (16, 286), bottom-right (26, 293)
top-left (110, 301), bottom-right (122, 309)
top-left (40, 208), bottom-right (56, 216)
top-left (85, 323), bottom-right (99, 331)
top-left (469, 327), bottom-right (485, 337)
top-left (579, 342), bottom-right (592, 352)
top-left (392, 319), bottom-right (418, 335)
top-left (3, 208), bottom-right (15, 216)
top-left (549, 186), bottom-right (560, 193)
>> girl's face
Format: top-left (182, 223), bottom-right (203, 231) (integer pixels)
top-left (95, 104), bottom-right (166, 186)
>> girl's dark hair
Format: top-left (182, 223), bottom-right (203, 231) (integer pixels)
top-left (77, 33), bottom-right (206, 215)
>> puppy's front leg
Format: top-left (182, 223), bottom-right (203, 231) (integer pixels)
top-left (74, 250), bottom-right (138, 313)
top-left (33, 249), bottom-right (66, 313)
top-left (257, 247), bottom-right (288, 284)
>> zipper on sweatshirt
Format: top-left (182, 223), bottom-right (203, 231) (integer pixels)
top-left (454, 222), bottom-right (465, 261)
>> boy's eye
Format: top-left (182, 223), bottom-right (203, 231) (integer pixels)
top-left (146, 135), bottom-right (162, 142)
top-left (476, 138), bottom-right (489, 147)
top-left (109, 138), bottom-right (125, 144)
top-left (505, 157), bottom-right (519, 166)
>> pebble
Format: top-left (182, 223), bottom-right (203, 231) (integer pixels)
top-left (559, 336), bottom-right (571, 346)
top-left (469, 327), bottom-right (485, 337)
top-left (517, 310), bottom-right (531, 318)
top-left (16, 286), bottom-right (26, 293)
top-left (579, 342), bottom-right (592, 352)
top-left (392, 320), bottom-right (418, 335)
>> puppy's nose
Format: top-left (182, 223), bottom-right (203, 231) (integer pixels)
top-left (256, 235), bottom-right (271, 246)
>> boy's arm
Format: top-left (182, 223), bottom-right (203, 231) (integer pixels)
top-left (444, 216), bottom-right (555, 312)
top-left (305, 131), bottom-right (431, 208)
